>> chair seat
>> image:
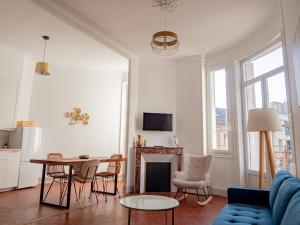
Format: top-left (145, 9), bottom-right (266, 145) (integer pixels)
top-left (173, 178), bottom-right (208, 189)
top-left (73, 175), bottom-right (93, 183)
top-left (212, 203), bottom-right (273, 225)
top-left (95, 171), bottom-right (116, 177)
top-left (48, 172), bottom-right (68, 179)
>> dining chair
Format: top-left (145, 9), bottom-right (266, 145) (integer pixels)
top-left (44, 153), bottom-right (68, 205)
top-left (93, 154), bottom-right (122, 201)
top-left (172, 154), bottom-right (213, 206)
top-left (73, 159), bottom-right (100, 207)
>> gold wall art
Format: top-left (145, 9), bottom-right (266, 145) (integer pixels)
top-left (65, 107), bottom-right (90, 126)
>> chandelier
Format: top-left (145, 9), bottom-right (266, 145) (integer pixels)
top-left (151, 0), bottom-right (180, 56)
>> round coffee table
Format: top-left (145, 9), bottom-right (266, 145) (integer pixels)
top-left (120, 195), bottom-right (179, 225)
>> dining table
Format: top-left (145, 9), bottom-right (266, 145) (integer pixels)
top-left (30, 156), bottom-right (127, 209)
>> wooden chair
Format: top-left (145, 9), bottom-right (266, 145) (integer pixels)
top-left (73, 159), bottom-right (100, 207)
top-left (93, 154), bottom-right (122, 201)
top-left (44, 153), bottom-right (68, 205)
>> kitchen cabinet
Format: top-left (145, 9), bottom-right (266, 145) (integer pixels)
top-left (0, 150), bottom-right (21, 189)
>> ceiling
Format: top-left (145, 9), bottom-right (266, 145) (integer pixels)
top-left (0, 0), bottom-right (128, 72)
top-left (60, 0), bottom-right (278, 58)
top-left (0, 0), bottom-right (278, 65)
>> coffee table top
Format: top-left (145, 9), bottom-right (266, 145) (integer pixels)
top-left (120, 195), bottom-right (179, 211)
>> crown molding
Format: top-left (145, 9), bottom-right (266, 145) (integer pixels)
top-left (31, 0), bottom-right (140, 60)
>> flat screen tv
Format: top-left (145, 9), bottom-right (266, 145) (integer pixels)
top-left (143, 113), bottom-right (173, 131)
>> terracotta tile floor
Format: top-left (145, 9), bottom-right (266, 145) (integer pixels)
top-left (0, 182), bottom-right (226, 225)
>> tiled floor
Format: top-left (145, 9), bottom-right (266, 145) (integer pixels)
top-left (0, 182), bottom-right (226, 225)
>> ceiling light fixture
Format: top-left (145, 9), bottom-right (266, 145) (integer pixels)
top-left (151, 0), bottom-right (180, 56)
top-left (35, 35), bottom-right (50, 76)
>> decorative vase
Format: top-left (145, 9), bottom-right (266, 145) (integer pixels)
top-left (136, 134), bottom-right (144, 147)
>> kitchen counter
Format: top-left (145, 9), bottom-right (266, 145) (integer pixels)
top-left (0, 148), bottom-right (21, 152)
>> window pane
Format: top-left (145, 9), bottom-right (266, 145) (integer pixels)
top-left (245, 82), bottom-right (263, 171)
top-left (211, 69), bottom-right (228, 151)
top-left (244, 47), bottom-right (284, 81)
top-left (267, 73), bottom-right (292, 172)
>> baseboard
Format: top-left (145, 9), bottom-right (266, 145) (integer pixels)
top-left (211, 187), bottom-right (227, 197)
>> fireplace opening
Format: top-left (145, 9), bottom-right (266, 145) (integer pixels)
top-left (145, 162), bottom-right (171, 192)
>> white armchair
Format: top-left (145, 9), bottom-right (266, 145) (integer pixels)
top-left (172, 154), bottom-right (213, 206)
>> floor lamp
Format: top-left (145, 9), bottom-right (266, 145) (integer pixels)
top-left (247, 108), bottom-right (282, 188)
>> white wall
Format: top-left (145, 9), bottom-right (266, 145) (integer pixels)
top-left (176, 57), bottom-right (204, 155)
top-left (137, 59), bottom-right (177, 147)
top-left (0, 45), bottom-right (35, 128)
top-left (29, 65), bottom-right (125, 158)
top-left (15, 57), bottom-right (35, 121)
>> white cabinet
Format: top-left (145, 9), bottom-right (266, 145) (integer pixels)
top-left (0, 150), bottom-right (21, 189)
top-left (0, 76), bottom-right (19, 129)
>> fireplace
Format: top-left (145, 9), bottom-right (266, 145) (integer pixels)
top-left (146, 162), bottom-right (171, 192)
top-left (135, 147), bottom-right (183, 193)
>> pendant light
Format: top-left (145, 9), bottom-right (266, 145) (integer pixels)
top-left (35, 35), bottom-right (50, 75)
top-left (151, 0), bottom-right (180, 56)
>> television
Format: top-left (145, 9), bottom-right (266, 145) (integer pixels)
top-left (143, 113), bottom-right (173, 131)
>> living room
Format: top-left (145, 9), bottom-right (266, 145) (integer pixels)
top-left (0, 0), bottom-right (300, 225)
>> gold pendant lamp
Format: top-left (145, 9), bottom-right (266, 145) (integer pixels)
top-left (35, 35), bottom-right (50, 76)
top-left (151, 0), bottom-right (180, 56)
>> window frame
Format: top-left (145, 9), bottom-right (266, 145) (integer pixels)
top-left (241, 38), bottom-right (295, 174)
top-left (207, 64), bottom-right (234, 156)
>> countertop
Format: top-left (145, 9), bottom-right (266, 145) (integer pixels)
top-left (0, 149), bottom-right (21, 152)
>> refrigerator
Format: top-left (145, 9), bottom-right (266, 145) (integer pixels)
top-left (9, 127), bottom-right (43, 189)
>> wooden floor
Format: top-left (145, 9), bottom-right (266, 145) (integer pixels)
top-left (0, 182), bottom-right (226, 225)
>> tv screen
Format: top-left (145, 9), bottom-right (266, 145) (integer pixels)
top-left (143, 113), bottom-right (173, 131)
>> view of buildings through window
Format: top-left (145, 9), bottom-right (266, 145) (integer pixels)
top-left (211, 69), bottom-right (229, 151)
top-left (243, 45), bottom-right (292, 173)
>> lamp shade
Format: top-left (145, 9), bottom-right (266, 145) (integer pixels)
top-left (247, 108), bottom-right (282, 132)
top-left (35, 62), bottom-right (50, 75)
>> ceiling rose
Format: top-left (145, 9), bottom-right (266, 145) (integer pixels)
top-left (150, 0), bottom-right (180, 56)
top-left (151, 0), bottom-right (179, 13)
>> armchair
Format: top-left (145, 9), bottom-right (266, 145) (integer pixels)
top-left (172, 154), bottom-right (213, 206)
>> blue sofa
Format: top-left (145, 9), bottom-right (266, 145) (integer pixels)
top-left (212, 171), bottom-right (300, 225)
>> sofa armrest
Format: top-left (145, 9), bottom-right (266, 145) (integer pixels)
top-left (227, 187), bottom-right (270, 208)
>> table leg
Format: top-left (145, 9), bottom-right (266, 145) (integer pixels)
top-left (114, 174), bottom-right (117, 195)
top-left (165, 211), bottom-right (168, 225)
top-left (39, 164), bottom-right (46, 203)
top-left (172, 209), bottom-right (174, 225)
top-left (66, 165), bottom-right (73, 209)
top-left (128, 209), bottom-right (131, 225)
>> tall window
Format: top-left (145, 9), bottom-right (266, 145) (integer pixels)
top-left (210, 68), bottom-right (229, 151)
top-left (242, 43), bottom-right (293, 172)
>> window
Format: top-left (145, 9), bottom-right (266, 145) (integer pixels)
top-left (209, 68), bottom-right (229, 151)
top-left (242, 43), bottom-right (293, 173)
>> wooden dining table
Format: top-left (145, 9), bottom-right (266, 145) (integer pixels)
top-left (30, 157), bottom-right (127, 209)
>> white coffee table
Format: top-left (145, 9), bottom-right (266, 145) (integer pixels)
top-left (120, 195), bottom-right (179, 225)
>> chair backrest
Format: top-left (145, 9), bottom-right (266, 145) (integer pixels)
top-left (78, 159), bottom-right (99, 182)
top-left (183, 154), bottom-right (213, 181)
top-left (107, 154), bottom-right (122, 175)
top-left (47, 153), bottom-right (65, 176)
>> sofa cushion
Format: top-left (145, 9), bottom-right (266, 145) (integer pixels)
top-left (280, 191), bottom-right (300, 225)
top-left (272, 177), bottom-right (300, 225)
top-left (269, 171), bottom-right (291, 210)
top-left (212, 203), bottom-right (272, 225)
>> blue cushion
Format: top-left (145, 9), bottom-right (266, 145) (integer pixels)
top-left (269, 171), bottom-right (291, 210)
top-left (272, 177), bottom-right (300, 225)
top-left (212, 203), bottom-right (272, 225)
top-left (280, 191), bottom-right (300, 225)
